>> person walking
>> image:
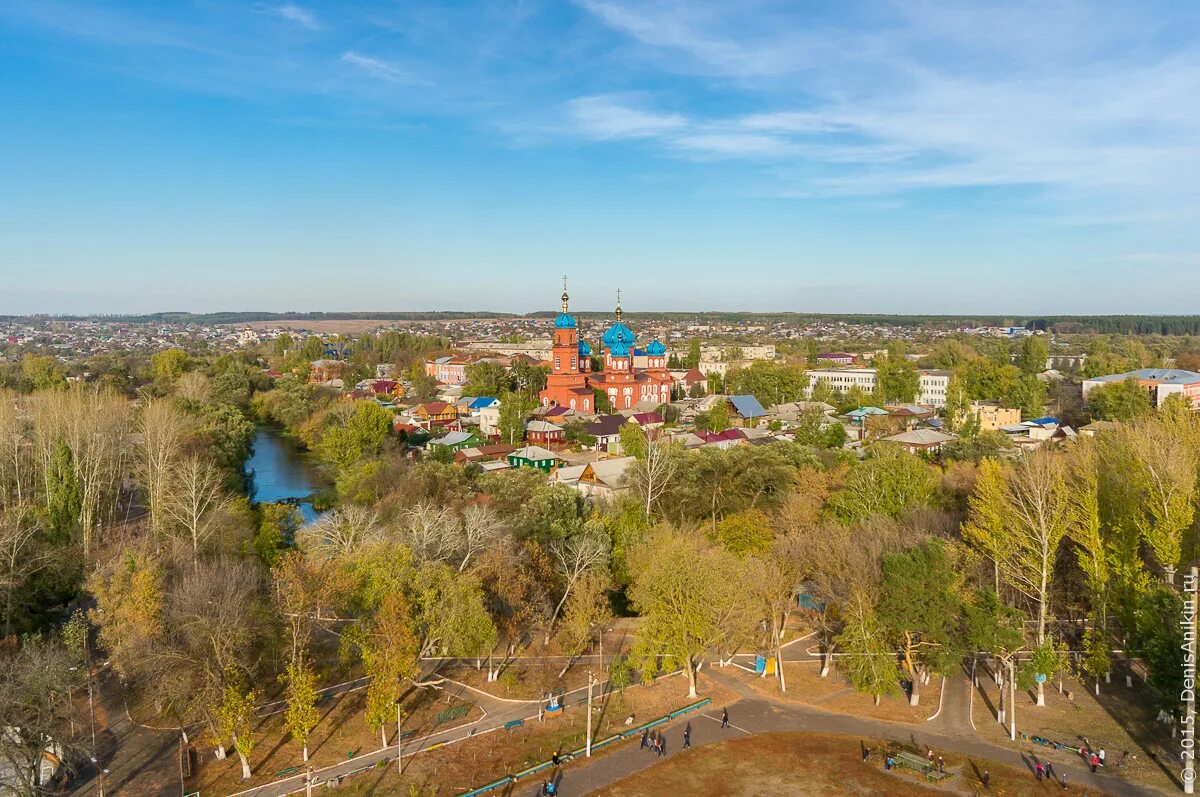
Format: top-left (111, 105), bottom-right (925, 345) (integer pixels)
top-left (1090, 752), bottom-right (1099, 773)
top-left (862, 745), bottom-right (870, 762)
top-left (1098, 748), bottom-right (1106, 767)
top-left (1044, 761), bottom-right (1054, 781)
top-left (1035, 762), bottom-right (1045, 780)
top-left (982, 770), bottom-right (990, 790)
top-left (640, 730), bottom-right (648, 751)
top-left (937, 756), bottom-right (944, 774)
top-left (721, 708), bottom-right (729, 729)
top-left (885, 756), bottom-right (894, 771)
top-left (927, 749), bottom-right (935, 766)
top-left (660, 736), bottom-right (667, 757)
top-left (1060, 772), bottom-right (1069, 790)
top-left (683, 725), bottom-right (691, 750)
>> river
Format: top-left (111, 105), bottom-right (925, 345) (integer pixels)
top-left (243, 426), bottom-right (323, 524)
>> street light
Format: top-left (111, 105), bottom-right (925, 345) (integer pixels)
top-left (585, 671), bottom-right (597, 757)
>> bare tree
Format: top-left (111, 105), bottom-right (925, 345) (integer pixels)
top-left (297, 504), bottom-right (384, 559)
top-left (456, 504), bottom-right (504, 572)
top-left (399, 502), bottom-right (457, 563)
top-left (630, 439), bottom-right (679, 519)
top-left (0, 392), bottom-right (33, 505)
top-left (546, 530), bottom-right (610, 643)
top-left (161, 454), bottom-right (231, 559)
top-left (0, 503), bottom-right (49, 637)
top-left (137, 400), bottom-right (191, 542)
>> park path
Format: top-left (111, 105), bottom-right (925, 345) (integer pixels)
top-left (547, 670), bottom-right (1171, 797)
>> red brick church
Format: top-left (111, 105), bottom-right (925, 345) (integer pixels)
top-left (540, 280), bottom-right (673, 412)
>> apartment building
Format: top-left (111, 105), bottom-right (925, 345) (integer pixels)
top-left (805, 367), bottom-right (952, 408)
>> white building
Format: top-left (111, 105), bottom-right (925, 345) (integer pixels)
top-left (805, 368), bottom-right (952, 408)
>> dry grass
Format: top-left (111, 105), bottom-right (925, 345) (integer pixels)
top-left (724, 660), bottom-right (931, 724)
top-left (590, 732), bottom-right (1121, 797)
top-left (972, 665), bottom-right (1180, 792)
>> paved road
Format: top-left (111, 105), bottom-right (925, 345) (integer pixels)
top-left (539, 670), bottom-right (1172, 797)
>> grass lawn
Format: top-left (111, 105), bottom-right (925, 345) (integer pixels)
top-left (591, 732), bottom-right (1122, 797)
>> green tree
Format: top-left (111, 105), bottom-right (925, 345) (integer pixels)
top-left (592, 387), bottom-right (612, 414)
top-left (1086, 377), bottom-right (1153, 421)
top-left (405, 364), bottom-right (438, 401)
top-left (618, 422), bottom-right (647, 459)
top-left (498, 390), bottom-right (537, 445)
top-left (45, 439), bottom-right (82, 540)
top-left (874, 351), bottom-right (919, 404)
top-left (254, 503), bottom-right (302, 567)
top-left (962, 588), bottom-right (1025, 728)
top-left (836, 590), bottom-right (900, 705)
top-left (21, 354), bottom-right (66, 391)
top-left (216, 679), bottom-right (257, 780)
top-left (628, 532), bottom-right (755, 698)
top-left (282, 657), bottom-right (320, 761)
top-left (348, 592), bottom-right (421, 748)
top-left (712, 508), bottom-right (773, 558)
top-left (877, 540), bottom-right (963, 706)
top-left (826, 447), bottom-right (935, 523)
top-left (685, 339), bottom-right (702, 369)
top-left (315, 401), bottom-right (392, 468)
top-left (1018, 335), bottom-right (1049, 376)
top-left (695, 401), bottom-right (729, 433)
top-left (151, 348), bottom-right (192, 384)
top-left (463, 362), bottom-right (511, 398)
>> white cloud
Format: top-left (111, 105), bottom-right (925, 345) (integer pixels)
top-left (274, 4), bottom-right (318, 30)
top-left (566, 94), bottom-right (686, 139)
top-left (340, 51), bottom-right (421, 84)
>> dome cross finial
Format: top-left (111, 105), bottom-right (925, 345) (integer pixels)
top-left (615, 287), bottom-right (622, 322)
top-left (561, 274), bottom-right (569, 313)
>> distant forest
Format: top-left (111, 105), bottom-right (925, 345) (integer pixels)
top-left (8, 311), bottom-right (1200, 335)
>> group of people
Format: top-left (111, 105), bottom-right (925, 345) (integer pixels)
top-left (1080, 739), bottom-right (1107, 772)
top-left (639, 728), bottom-right (669, 757)
top-left (1033, 759), bottom-right (1069, 789)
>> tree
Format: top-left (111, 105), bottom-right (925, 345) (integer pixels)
top-left (348, 592), bottom-right (421, 748)
top-left (405, 364), bottom-right (438, 402)
top-left (627, 532), bottom-right (754, 698)
top-left (1122, 416), bottom-right (1199, 585)
top-left (1086, 377), bottom-right (1153, 422)
top-left (151, 348), bottom-right (192, 384)
top-left (685, 340), bottom-right (701, 369)
top-left (877, 540), bottom-right (963, 706)
top-left (695, 401), bottom-right (729, 433)
top-left (137, 400), bottom-right (191, 539)
top-left (463, 362), bottom-right (511, 398)
top-left (826, 447), bottom-right (935, 523)
top-left (315, 401), bottom-right (392, 469)
top-left (619, 422), bottom-right (647, 459)
top-left (874, 352), bottom-right (919, 404)
top-left (215, 679), bottom-right (257, 780)
top-left (628, 439), bottom-right (679, 519)
top-left (555, 569), bottom-right (611, 677)
top-left (835, 589), bottom-right (900, 705)
top-left (965, 449), bottom-right (1069, 706)
top-left (162, 454), bottom-right (231, 559)
top-left (254, 503), bottom-right (302, 567)
top-left (21, 354), bottom-right (66, 391)
top-left (0, 636), bottom-right (83, 795)
top-left (750, 532), bottom-right (806, 692)
top-left (297, 505), bottom-right (384, 559)
top-left (546, 530), bottom-right (610, 642)
top-left (498, 390), bottom-right (536, 445)
top-left (712, 508), bottom-right (773, 558)
top-left (1018, 335), bottom-right (1049, 376)
top-left (44, 439), bottom-right (81, 540)
top-left (0, 504), bottom-right (49, 637)
top-left (962, 589), bottom-right (1024, 733)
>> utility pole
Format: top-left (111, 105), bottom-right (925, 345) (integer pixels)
top-left (1009, 657), bottom-right (1017, 742)
top-left (585, 672), bottom-right (595, 757)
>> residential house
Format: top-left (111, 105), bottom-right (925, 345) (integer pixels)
top-left (570, 457), bottom-right (637, 498)
top-left (479, 403), bottom-right (502, 439)
top-left (412, 401), bottom-right (458, 429)
top-left (309, 359), bottom-right (346, 385)
top-left (727, 395), bottom-right (768, 427)
top-left (454, 443), bottom-right (516, 465)
top-left (630, 411), bottom-right (664, 431)
top-left (424, 355), bottom-right (470, 385)
top-left (881, 428), bottom-right (958, 453)
top-left (428, 430), bottom-right (481, 453)
top-left (525, 419), bottom-right (565, 447)
top-left (585, 414), bottom-right (628, 453)
top-left (886, 404), bottom-right (934, 429)
top-left (672, 367), bottom-right (709, 396)
top-left (1078, 420), bottom-right (1120, 437)
top-left (507, 445), bottom-right (558, 472)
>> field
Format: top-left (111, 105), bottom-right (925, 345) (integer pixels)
top-left (590, 732), bottom-right (1120, 797)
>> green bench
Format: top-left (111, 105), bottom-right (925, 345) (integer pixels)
top-left (893, 751), bottom-right (947, 780)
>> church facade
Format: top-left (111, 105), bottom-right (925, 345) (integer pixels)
top-left (538, 281), bottom-right (673, 412)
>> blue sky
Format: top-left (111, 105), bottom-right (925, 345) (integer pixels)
top-left (2, 0), bottom-right (1199, 315)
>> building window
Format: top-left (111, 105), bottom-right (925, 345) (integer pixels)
top-left (571, 356), bottom-right (577, 369)
top-left (570, 399), bottom-right (576, 409)
top-left (554, 356), bottom-right (560, 370)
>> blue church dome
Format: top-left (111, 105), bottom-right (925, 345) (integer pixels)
top-left (646, 339), bottom-right (666, 356)
top-left (609, 329), bottom-right (632, 358)
top-left (601, 321), bottom-right (635, 347)
top-left (578, 340), bottom-right (592, 357)
top-left (554, 312), bottom-right (577, 329)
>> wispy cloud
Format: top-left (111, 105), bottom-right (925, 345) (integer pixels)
top-left (273, 4), bottom-right (318, 30)
top-left (566, 94), bottom-right (685, 139)
top-left (340, 50), bottom-right (425, 85)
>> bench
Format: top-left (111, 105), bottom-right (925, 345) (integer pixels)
top-left (893, 752), bottom-right (947, 780)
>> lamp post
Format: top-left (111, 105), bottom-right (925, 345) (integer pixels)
top-left (585, 672), bottom-right (596, 757)
top-left (396, 701), bottom-right (403, 774)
